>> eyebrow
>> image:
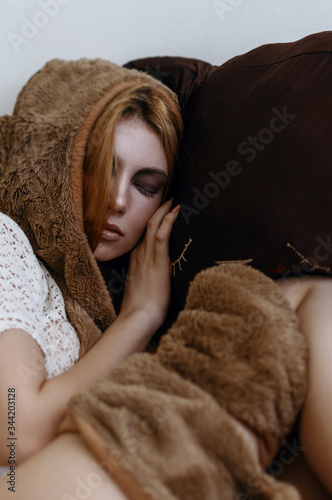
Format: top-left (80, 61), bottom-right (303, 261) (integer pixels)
top-left (115, 155), bottom-right (168, 180)
top-left (134, 167), bottom-right (168, 180)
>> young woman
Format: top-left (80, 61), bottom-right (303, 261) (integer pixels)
top-left (0, 59), bottom-right (183, 471)
top-left (0, 59), bottom-right (330, 500)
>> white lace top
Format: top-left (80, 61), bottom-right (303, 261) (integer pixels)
top-left (0, 212), bottom-right (80, 379)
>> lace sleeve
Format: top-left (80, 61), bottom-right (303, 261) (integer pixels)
top-left (0, 213), bottom-right (81, 378)
top-left (0, 213), bottom-right (47, 352)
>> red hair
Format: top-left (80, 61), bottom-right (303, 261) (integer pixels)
top-left (83, 83), bottom-right (183, 251)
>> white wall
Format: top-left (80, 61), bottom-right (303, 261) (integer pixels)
top-left (1, 0), bottom-right (332, 115)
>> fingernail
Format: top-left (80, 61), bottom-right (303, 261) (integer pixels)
top-left (171, 204), bottom-right (180, 214)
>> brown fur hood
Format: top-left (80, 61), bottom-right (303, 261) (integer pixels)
top-left (0, 58), bottom-right (181, 355)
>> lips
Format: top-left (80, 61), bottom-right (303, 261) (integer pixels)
top-left (105, 223), bottom-right (124, 236)
top-left (101, 223), bottom-right (124, 241)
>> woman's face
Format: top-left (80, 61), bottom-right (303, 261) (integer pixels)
top-left (93, 115), bottom-right (168, 262)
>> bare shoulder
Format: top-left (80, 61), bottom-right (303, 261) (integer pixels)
top-left (275, 275), bottom-right (332, 312)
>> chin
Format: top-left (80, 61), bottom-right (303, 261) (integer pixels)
top-left (93, 247), bottom-right (119, 262)
top-left (94, 251), bottom-right (121, 262)
top-left (93, 241), bottom-right (132, 262)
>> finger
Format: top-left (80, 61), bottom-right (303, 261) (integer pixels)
top-left (154, 204), bottom-right (180, 260)
top-left (144, 199), bottom-right (173, 249)
top-left (131, 199), bottom-right (172, 256)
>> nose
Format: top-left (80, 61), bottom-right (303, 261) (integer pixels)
top-left (109, 177), bottom-right (127, 214)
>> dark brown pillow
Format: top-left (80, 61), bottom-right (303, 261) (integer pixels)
top-left (125, 31), bottom-right (332, 311)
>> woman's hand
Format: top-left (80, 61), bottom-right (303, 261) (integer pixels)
top-left (0, 206), bottom-right (180, 466)
top-left (118, 199), bottom-right (180, 335)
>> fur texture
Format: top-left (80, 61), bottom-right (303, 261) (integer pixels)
top-left (0, 59), bottom-right (307, 497)
top-left (0, 58), bottom-right (182, 354)
top-left (63, 264), bottom-right (307, 499)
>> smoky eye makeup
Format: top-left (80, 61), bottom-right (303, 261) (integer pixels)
top-left (133, 169), bottom-right (168, 197)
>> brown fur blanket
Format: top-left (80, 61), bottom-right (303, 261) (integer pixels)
top-left (60, 263), bottom-right (307, 500)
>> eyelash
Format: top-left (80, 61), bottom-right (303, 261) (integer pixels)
top-left (134, 183), bottom-right (157, 198)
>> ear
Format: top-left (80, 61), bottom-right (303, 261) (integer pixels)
top-left (0, 115), bottom-right (16, 175)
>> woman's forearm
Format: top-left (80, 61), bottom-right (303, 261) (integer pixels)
top-left (50, 309), bottom-right (155, 391)
top-left (0, 310), bottom-right (156, 464)
top-left (38, 310), bottom-right (155, 437)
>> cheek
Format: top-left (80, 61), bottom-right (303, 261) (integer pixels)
top-left (131, 196), bottom-right (163, 236)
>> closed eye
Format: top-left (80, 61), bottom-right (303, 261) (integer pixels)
top-left (134, 183), bottom-right (159, 197)
top-left (132, 169), bottom-right (168, 198)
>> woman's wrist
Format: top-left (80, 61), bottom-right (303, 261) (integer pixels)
top-left (110, 308), bottom-right (162, 349)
